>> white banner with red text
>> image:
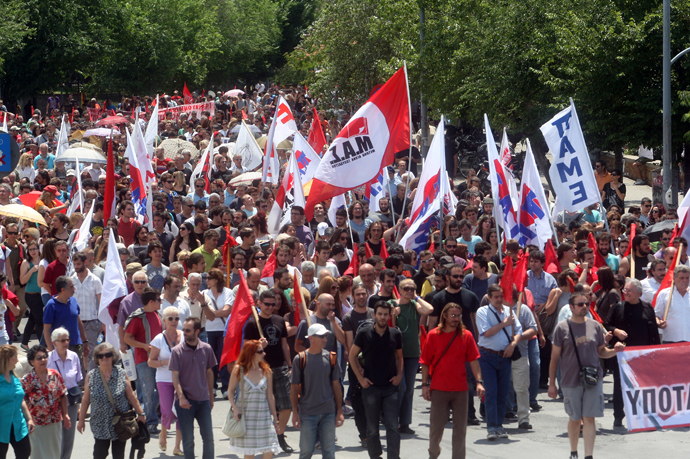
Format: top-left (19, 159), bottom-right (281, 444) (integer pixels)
top-left (157, 101), bottom-right (215, 122)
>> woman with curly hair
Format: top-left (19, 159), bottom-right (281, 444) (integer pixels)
top-left (227, 339), bottom-right (281, 457)
top-left (474, 215), bottom-right (495, 242)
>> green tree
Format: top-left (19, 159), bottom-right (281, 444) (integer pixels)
top-left (0, 0), bottom-right (32, 76)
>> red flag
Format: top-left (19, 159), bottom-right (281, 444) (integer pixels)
top-left (588, 232), bottom-right (607, 268)
top-left (260, 249), bottom-right (277, 279)
top-left (222, 228), bottom-right (239, 265)
top-left (501, 256), bottom-right (514, 304)
top-left (589, 307), bottom-right (604, 324)
top-left (241, 109), bottom-right (247, 120)
top-left (343, 244), bottom-right (359, 277)
top-left (428, 234), bottom-right (436, 254)
top-left (624, 223), bottom-right (636, 258)
top-left (670, 222), bottom-right (679, 246)
top-left (653, 244), bottom-right (681, 306)
top-left (418, 325), bottom-right (428, 364)
top-left (514, 251), bottom-right (529, 293)
top-left (380, 240), bottom-right (389, 261)
top-left (364, 243), bottom-right (373, 260)
top-left (293, 273), bottom-right (303, 324)
top-left (103, 136), bottom-right (116, 220)
top-left (69, 106), bottom-right (74, 124)
top-left (305, 66), bottom-right (410, 220)
top-left (220, 271), bottom-right (255, 367)
top-left (307, 107), bottom-right (327, 155)
top-left (31, 106), bottom-right (34, 117)
top-left (183, 83), bottom-right (193, 105)
top-left (544, 239), bottom-right (561, 275)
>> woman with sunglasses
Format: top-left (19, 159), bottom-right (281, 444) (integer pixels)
top-left (170, 222), bottom-right (199, 264)
top-left (249, 250), bottom-right (268, 273)
top-left (148, 307), bottom-right (184, 456)
top-left (77, 342), bottom-right (145, 459)
top-left (227, 339), bottom-right (281, 458)
top-left (21, 345), bottom-right (70, 459)
top-left (47, 327), bottom-right (82, 459)
top-left (601, 168), bottom-right (626, 211)
top-left (19, 241), bottom-right (43, 351)
top-left (391, 278), bottom-right (434, 435)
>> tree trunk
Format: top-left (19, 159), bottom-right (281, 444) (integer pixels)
top-left (531, 140), bottom-right (554, 196)
top-left (614, 146), bottom-right (623, 173)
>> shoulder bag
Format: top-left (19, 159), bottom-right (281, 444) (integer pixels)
top-left (566, 319), bottom-right (599, 386)
top-left (428, 328), bottom-right (460, 383)
top-left (99, 368), bottom-right (140, 442)
top-left (54, 359), bottom-right (82, 405)
top-left (490, 307), bottom-right (522, 361)
top-left (223, 367), bottom-right (246, 438)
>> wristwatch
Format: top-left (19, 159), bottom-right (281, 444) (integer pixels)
top-left (137, 412), bottom-right (145, 416)
top-left (477, 380), bottom-right (484, 385)
top-left (422, 382), bottom-right (430, 387)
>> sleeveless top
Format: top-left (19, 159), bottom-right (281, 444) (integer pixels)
top-left (25, 261), bottom-right (40, 294)
top-left (88, 367), bottom-right (131, 440)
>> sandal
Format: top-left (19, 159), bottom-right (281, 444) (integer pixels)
top-left (173, 449), bottom-right (184, 456)
top-left (159, 438), bottom-right (166, 452)
top-left (20, 344), bottom-right (29, 352)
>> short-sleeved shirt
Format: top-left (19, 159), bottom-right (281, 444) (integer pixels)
top-left (71, 271), bottom-right (103, 321)
top-left (461, 273), bottom-right (498, 303)
top-left (527, 270), bottom-right (558, 305)
top-left (117, 292), bottom-right (145, 328)
top-left (21, 369), bottom-right (67, 425)
top-left (145, 263), bottom-right (169, 291)
top-left (419, 328), bottom-right (480, 392)
top-left (396, 300), bottom-right (421, 358)
top-left (118, 219), bottom-right (141, 247)
top-left (192, 246), bottom-right (221, 272)
top-left (342, 308), bottom-right (374, 338)
top-left (431, 289), bottom-right (479, 338)
top-left (244, 315), bottom-right (288, 368)
top-left (43, 296), bottom-right (82, 346)
top-left (150, 332), bottom-right (178, 382)
top-left (457, 235), bottom-right (483, 255)
top-left (125, 311), bottom-right (163, 365)
top-left (42, 259), bottom-right (68, 295)
top-left (0, 374), bottom-right (29, 443)
top-left (295, 314), bottom-right (342, 353)
top-left (353, 325), bottom-right (402, 387)
top-left (290, 350), bottom-right (341, 416)
top-left (168, 340), bottom-right (217, 401)
top-left (476, 304), bottom-right (523, 351)
top-left (552, 319), bottom-right (605, 388)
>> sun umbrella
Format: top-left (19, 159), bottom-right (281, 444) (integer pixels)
top-left (229, 172), bottom-right (262, 186)
top-left (159, 138), bottom-right (199, 160)
top-left (96, 115), bottom-right (129, 127)
top-left (255, 136), bottom-right (292, 150)
top-left (641, 219), bottom-right (679, 243)
top-left (84, 127), bottom-right (120, 137)
top-left (56, 147), bottom-right (107, 164)
top-left (224, 89), bottom-right (245, 98)
top-left (67, 141), bottom-right (103, 153)
top-left (230, 124), bottom-right (262, 135)
top-left (3, 202), bottom-right (55, 225)
top-left (214, 143), bottom-right (235, 155)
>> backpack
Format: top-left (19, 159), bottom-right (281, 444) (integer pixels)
top-left (123, 308), bottom-right (160, 351)
top-left (297, 350), bottom-right (337, 397)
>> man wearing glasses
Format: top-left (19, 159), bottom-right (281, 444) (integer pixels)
top-left (70, 252), bottom-right (103, 372)
top-left (117, 271), bottom-right (149, 352)
top-left (639, 197), bottom-right (652, 226)
top-left (594, 160), bottom-right (612, 193)
top-left (243, 290), bottom-right (295, 453)
top-left (549, 292), bottom-right (625, 459)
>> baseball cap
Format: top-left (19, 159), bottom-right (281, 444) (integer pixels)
top-left (317, 222), bottom-right (329, 237)
top-left (306, 323), bottom-right (331, 339)
top-left (483, 197), bottom-right (494, 205)
top-left (439, 256), bottom-right (455, 268)
top-left (66, 169), bottom-right (76, 177)
top-left (126, 263), bottom-right (143, 275)
top-left (43, 185), bottom-right (59, 195)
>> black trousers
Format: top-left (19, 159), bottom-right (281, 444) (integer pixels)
top-left (22, 293), bottom-right (43, 346)
top-left (0, 425), bottom-right (31, 459)
top-left (93, 438), bottom-right (126, 459)
top-left (348, 365), bottom-right (368, 440)
top-left (539, 338), bottom-right (552, 385)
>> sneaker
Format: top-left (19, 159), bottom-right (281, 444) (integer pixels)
top-left (467, 417), bottom-right (481, 426)
top-left (360, 438), bottom-right (368, 449)
top-left (278, 434), bottom-right (294, 453)
top-left (487, 431), bottom-right (498, 441)
top-left (519, 421), bottom-right (532, 430)
top-left (530, 403), bottom-right (542, 412)
top-left (569, 453), bottom-right (578, 459)
top-left (148, 424), bottom-right (159, 434)
top-left (497, 428), bottom-right (509, 439)
top-left (613, 418), bottom-right (624, 428)
top-left (221, 391), bottom-right (228, 400)
top-left (342, 405), bottom-right (354, 417)
top-left (399, 425), bottom-right (416, 435)
top-left (504, 411), bottom-right (517, 420)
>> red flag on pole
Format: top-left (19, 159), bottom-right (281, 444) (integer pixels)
top-left (514, 251), bottom-right (529, 293)
top-left (343, 244), bottom-right (359, 278)
top-left (418, 325), bottom-right (428, 363)
top-left (307, 107), bottom-right (327, 155)
top-left (183, 83), bottom-right (193, 105)
top-left (103, 134), bottom-right (116, 220)
top-left (588, 232), bottom-right (607, 268)
top-left (222, 230), bottom-right (239, 266)
top-left (364, 243), bottom-right (374, 260)
top-left (544, 239), bottom-right (561, 275)
top-left (501, 256), bottom-right (514, 304)
top-left (670, 222), bottom-right (679, 246)
top-left (380, 240), bottom-right (389, 262)
top-left (260, 249), bottom-right (277, 279)
top-left (293, 273), bottom-right (303, 324)
top-left (219, 271), bottom-right (255, 367)
top-left (624, 223), bottom-right (636, 257)
top-left (653, 244), bottom-right (682, 306)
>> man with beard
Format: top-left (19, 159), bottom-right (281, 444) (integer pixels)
top-left (596, 232), bottom-right (619, 273)
top-left (429, 264), bottom-right (481, 425)
top-left (367, 269), bottom-right (397, 309)
top-left (70, 252), bottom-right (103, 371)
top-left (309, 202), bottom-right (331, 237)
top-left (641, 259), bottom-right (666, 303)
top-left (619, 234), bottom-right (654, 280)
top-left (261, 244), bottom-right (298, 287)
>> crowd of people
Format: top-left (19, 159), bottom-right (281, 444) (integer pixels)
top-left (0, 87), bottom-right (685, 459)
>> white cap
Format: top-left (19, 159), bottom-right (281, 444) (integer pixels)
top-left (317, 222), bottom-right (329, 236)
top-left (306, 323), bottom-right (331, 339)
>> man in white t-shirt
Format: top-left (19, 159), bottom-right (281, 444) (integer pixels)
top-left (161, 274), bottom-right (191, 329)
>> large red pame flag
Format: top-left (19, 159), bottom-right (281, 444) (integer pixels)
top-left (305, 67), bottom-right (410, 220)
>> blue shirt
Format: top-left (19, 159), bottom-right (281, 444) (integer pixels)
top-left (34, 153), bottom-right (55, 169)
top-left (0, 374), bottom-right (29, 443)
top-left (476, 304), bottom-right (523, 351)
top-left (605, 253), bottom-right (620, 273)
top-left (187, 192), bottom-right (209, 204)
top-left (457, 235), bottom-right (483, 255)
top-left (527, 270), bottom-right (558, 305)
top-left (43, 296), bottom-right (83, 346)
top-left (224, 190), bottom-right (236, 207)
top-left (584, 209), bottom-right (602, 224)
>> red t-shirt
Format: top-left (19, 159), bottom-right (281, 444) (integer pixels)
top-left (118, 219), bottom-right (141, 247)
top-left (43, 259), bottom-right (68, 295)
top-left (154, 157), bottom-right (171, 175)
top-left (420, 328), bottom-right (480, 392)
top-left (125, 312), bottom-right (163, 365)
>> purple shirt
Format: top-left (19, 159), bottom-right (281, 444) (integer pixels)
top-left (116, 291), bottom-right (144, 328)
top-left (169, 340), bottom-right (217, 401)
top-left (295, 225), bottom-right (314, 248)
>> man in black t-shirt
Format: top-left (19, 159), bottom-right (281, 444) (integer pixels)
top-left (367, 269), bottom-right (396, 309)
top-left (243, 290), bottom-right (295, 453)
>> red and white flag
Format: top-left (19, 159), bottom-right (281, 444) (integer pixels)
top-left (267, 148), bottom-right (306, 234)
top-left (499, 127), bottom-right (513, 170)
top-left (305, 66), bottom-right (410, 220)
top-left (103, 133), bottom-right (116, 220)
top-left (262, 96), bottom-right (298, 184)
top-left (677, 191), bottom-right (690, 242)
top-left (183, 83), bottom-right (194, 105)
top-left (190, 132), bottom-right (215, 193)
top-left (308, 107), bottom-right (327, 155)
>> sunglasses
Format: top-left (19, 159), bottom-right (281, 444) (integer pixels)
top-left (262, 302), bottom-right (277, 307)
top-left (183, 328), bottom-right (195, 333)
top-left (254, 256), bottom-right (266, 261)
top-left (421, 259), bottom-right (434, 264)
top-left (573, 302), bottom-right (589, 307)
top-left (6, 232), bottom-right (18, 236)
top-left (401, 286), bottom-right (416, 292)
top-left (167, 317), bottom-right (180, 321)
top-left (133, 280), bottom-right (147, 284)
top-left (450, 274), bottom-right (463, 279)
top-left (35, 355), bottom-right (48, 361)
top-left (97, 352), bottom-right (114, 359)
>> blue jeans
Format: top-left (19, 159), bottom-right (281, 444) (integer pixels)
top-left (135, 362), bottom-right (159, 427)
top-left (478, 349), bottom-right (511, 431)
top-left (198, 328), bottom-right (208, 343)
top-left (298, 412), bottom-right (336, 459)
top-left (398, 357), bottom-right (419, 426)
top-left (466, 361), bottom-right (477, 419)
top-left (528, 339), bottom-right (541, 404)
top-left (362, 384), bottom-right (400, 459)
top-left (175, 399), bottom-right (214, 459)
top-left (206, 331), bottom-right (225, 390)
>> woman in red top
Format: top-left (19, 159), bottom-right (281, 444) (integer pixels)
top-left (420, 303), bottom-right (484, 459)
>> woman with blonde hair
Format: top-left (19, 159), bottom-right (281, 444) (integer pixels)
top-left (0, 345), bottom-right (33, 459)
top-left (227, 339), bottom-right (281, 458)
top-left (172, 170), bottom-right (188, 196)
top-left (15, 153), bottom-right (36, 184)
top-left (35, 185), bottom-right (69, 215)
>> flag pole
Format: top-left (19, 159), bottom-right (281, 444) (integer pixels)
top-left (493, 200), bottom-right (503, 264)
top-left (251, 305), bottom-right (264, 339)
top-left (226, 225), bottom-right (232, 289)
top-left (397, 62), bottom-right (414, 241)
top-left (294, 272), bottom-right (312, 327)
top-left (664, 243), bottom-right (683, 321)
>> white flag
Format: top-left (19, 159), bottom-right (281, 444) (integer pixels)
top-left (144, 96), bottom-right (160, 159)
top-left (98, 231), bottom-right (128, 350)
top-left (235, 121), bottom-right (264, 170)
top-left (328, 193), bottom-right (347, 227)
top-left (267, 150), bottom-right (306, 235)
top-left (73, 200), bottom-right (94, 253)
top-left (262, 96), bottom-right (298, 184)
top-left (67, 155), bottom-right (83, 217)
top-left (369, 170), bottom-right (390, 213)
top-left (540, 100), bottom-right (599, 212)
top-left (517, 139), bottom-right (553, 249)
top-left (291, 133), bottom-right (321, 184)
top-left (190, 132), bottom-right (215, 190)
top-left (485, 115), bottom-right (520, 240)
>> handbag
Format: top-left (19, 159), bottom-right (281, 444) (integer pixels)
top-left (99, 368), bottom-right (140, 442)
top-left (490, 307), bottom-right (522, 361)
top-left (222, 368), bottom-right (246, 438)
top-left (54, 361), bottom-right (83, 405)
top-left (566, 320), bottom-right (599, 387)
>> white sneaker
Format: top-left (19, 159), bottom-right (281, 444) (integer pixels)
top-left (497, 428), bottom-right (509, 439)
